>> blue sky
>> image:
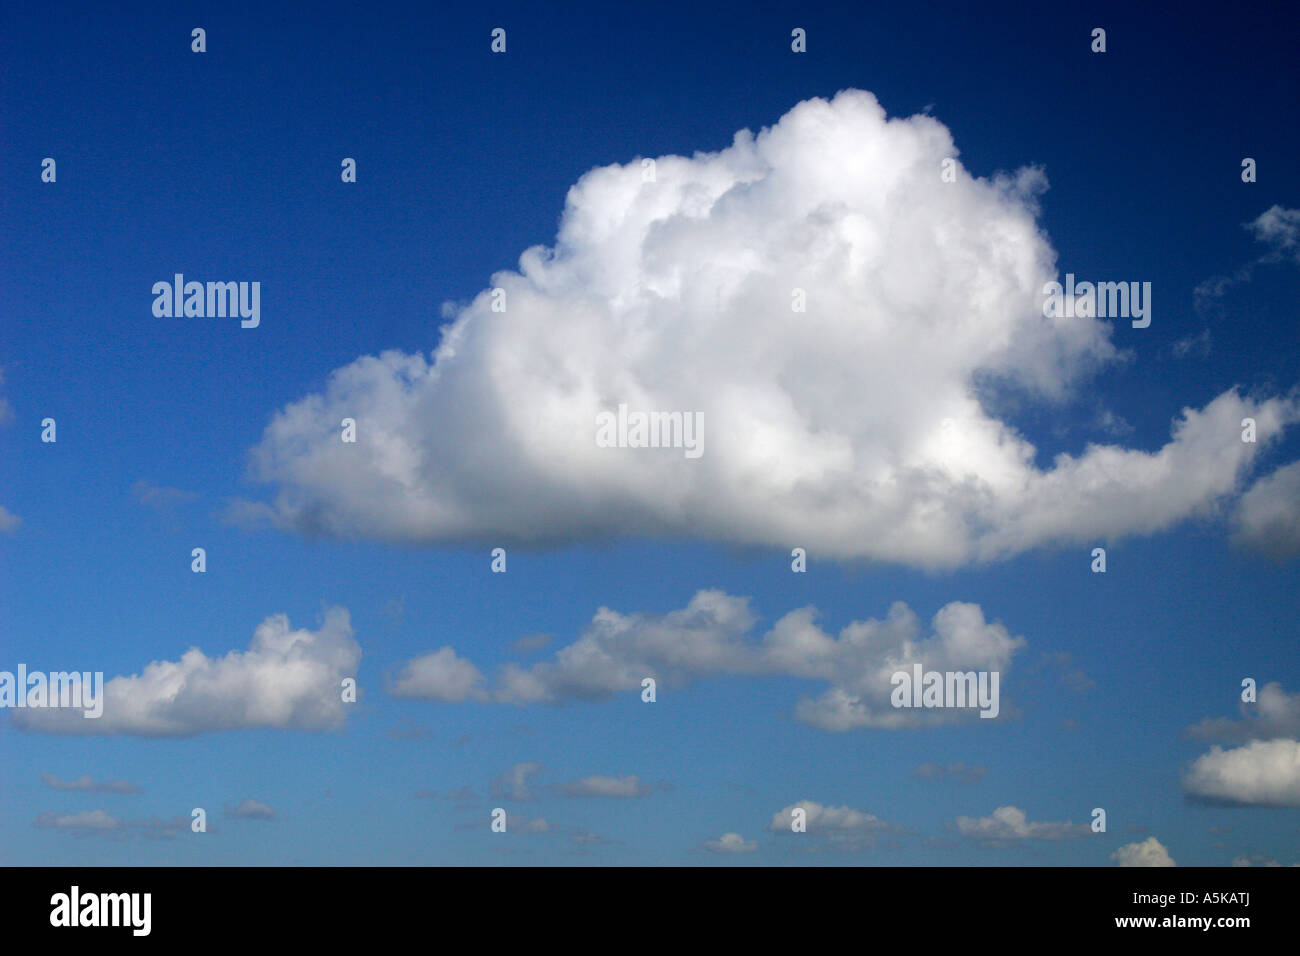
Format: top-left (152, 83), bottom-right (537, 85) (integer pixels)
top-left (1, 0), bottom-right (1298, 866)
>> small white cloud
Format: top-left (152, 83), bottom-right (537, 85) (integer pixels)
top-left (702, 832), bottom-right (757, 853)
top-left (1112, 837), bottom-right (1176, 867)
top-left (1249, 205), bottom-right (1300, 264)
top-left (1183, 739), bottom-right (1300, 807)
top-left (13, 608), bottom-right (361, 736)
top-left (390, 646), bottom-right (486, 702)
top-left (225, 799), bottom-right (275, 820)
top-left (768, 800), bottom-right (896, 834)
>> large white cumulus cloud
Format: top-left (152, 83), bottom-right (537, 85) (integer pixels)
top-left (244, 90), bottom-right (1298, 567)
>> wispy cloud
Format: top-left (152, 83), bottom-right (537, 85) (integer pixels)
top-left (225, 799), bottom-right (275, 820)
top-left (40, 773), bottom-right (141, 794)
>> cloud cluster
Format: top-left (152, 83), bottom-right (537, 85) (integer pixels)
top-left (14, 609), bottom-right (361, 736)
top-left (1187, 682), bottom-right (1300, 744)
top-left (1185, 685), bottom-right (1300, 807)
top-left (954, 805), bottom-right (1090, 842)
top-left (390, 591), bottom-right (1024, 731)
top-left (240, 91), bottom-right (1298, 568)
